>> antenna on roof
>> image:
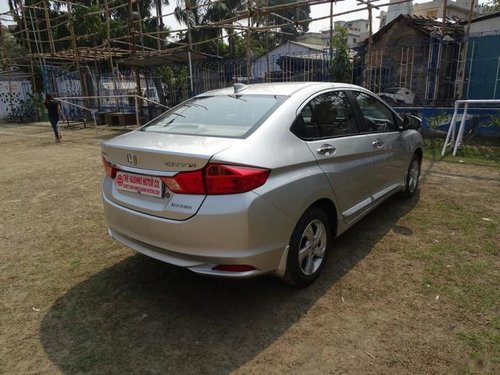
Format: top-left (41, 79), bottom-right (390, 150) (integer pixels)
top-left (234, 83), bottom-right (248, 94)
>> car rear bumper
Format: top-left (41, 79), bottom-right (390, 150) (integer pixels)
top-left (102, 192), bottom-right (293, 277)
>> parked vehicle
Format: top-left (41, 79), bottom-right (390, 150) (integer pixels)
top-left (377, 87), bottom-right (415, 105)
top-left (102, 82), bottom-right (423, 286)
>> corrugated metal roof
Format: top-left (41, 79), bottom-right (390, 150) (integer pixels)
top-left (290, 41), bottom-right (328, 52)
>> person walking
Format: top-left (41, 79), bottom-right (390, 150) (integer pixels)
top-left (44, 94), bottom-right (66, 142)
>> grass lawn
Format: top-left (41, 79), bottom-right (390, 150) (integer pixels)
top-left (0, 124), bottom-right (498, 374)
top-left (425, 135), bottom-right (500, 167)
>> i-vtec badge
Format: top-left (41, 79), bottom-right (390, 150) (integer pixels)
top-left (165, 161), bottom-right (197, 168)
top-left (126, 153), bottom-right (137, 166)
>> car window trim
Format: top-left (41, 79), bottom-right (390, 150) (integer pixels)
top-left (346, 89), bottom-right (403, 134)
top-left (291, 89), bottom-right (361, 141)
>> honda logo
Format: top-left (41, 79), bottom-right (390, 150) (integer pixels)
top-left (126, 153), bottom-right (137, 166)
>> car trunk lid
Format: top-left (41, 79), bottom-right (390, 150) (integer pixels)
top-left (102, 131), bottom-right (241, 220)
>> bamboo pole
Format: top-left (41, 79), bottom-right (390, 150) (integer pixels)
top-left (67, 0), bottom-right (89, 110)
top-left (42, 0), bottom-right (55, 55)
top-left (20, 4), bottom-right (38, 93)
top-left (185, 0), bottom-right (194, 94)
top-left (246, 0), bottom-right (252, 84)
top-left (104, 0), bottom-right (118, 109)
top-left (456, 0), bottom-right (476, 99)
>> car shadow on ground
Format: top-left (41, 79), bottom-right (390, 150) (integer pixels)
top-left (40, 194), bottom-right (419, 374)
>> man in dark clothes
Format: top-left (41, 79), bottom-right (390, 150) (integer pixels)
top-left (44, 94), bottom-right (66, 142)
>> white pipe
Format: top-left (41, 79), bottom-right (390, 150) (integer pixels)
top-left (56, 98), bottom-right (98, 134)
top-left (494, 56), bottom-right (500, 99)
top-left (455, 99), bottom-right (500, 104)
top-left (466, 41), bottom-right (475, 99)
top-left (58, 95), bottom-right (170, 109)
top-left (453, 102), bottom-right (468, 156)
top-left (441, 99), bottom-right (500, 156)
top-left (441, 101), bottom-right (459, 156)
top-left (56, 95), bottom-right (170, 130)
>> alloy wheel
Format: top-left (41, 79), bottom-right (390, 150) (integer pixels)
top-left (298, 219), bottom-right (327, 276)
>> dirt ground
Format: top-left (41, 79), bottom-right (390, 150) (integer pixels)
top-left (0, 122), bottom-right (499, 374)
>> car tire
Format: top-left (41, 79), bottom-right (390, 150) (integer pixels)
top-left (283, 207), bottom-right (331, 287)
top-left (400, 153), bottom-right (421, 199)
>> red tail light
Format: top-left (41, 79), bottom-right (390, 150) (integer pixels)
top-left (161, 163), bottom-right (269, 195)
top-left (102, 156), bottom-right (118, 179)
top-left (161, 170), bottom-right (204, 194)
top-left (205, 164), bottom-right (270, 194)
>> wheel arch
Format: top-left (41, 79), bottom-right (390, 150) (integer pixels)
top-left (310, 198), bottom-right (338, 238)
top-left (414, 147), bottom-right (423, 162)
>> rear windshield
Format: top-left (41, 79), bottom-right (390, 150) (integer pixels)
top-left (141, 94), bottom-right (287, 138)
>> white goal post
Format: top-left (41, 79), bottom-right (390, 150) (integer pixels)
top-left (441, 99), bottom-right (500, 156)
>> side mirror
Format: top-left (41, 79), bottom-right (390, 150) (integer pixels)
top-left (403, 115), bottom-right (422, 130)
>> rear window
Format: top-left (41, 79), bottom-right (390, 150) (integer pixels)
top-left (141, 95), bottom-right (287, 138)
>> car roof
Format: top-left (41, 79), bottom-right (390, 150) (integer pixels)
top-left (199, 82), bottom-right (365, 97)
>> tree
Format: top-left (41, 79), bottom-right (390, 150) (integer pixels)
top-left (330, 24), bottom-right (352, 83)
top-left (0, 24), bottom-right (26, 70)
top-left (204, 0), bottom-right (244, 57)
top-left (265, 0), bottom-right (311, 44)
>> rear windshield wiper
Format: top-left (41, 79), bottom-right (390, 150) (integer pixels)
top-left (185, 103), bottom-right (208, 111)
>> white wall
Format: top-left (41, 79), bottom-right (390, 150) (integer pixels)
top-left (0, 80), bottom-right (32, 119)
top-left (470, 15), bottom-right (500, 35)
top-left (252, 42), bottom-right (325, 79)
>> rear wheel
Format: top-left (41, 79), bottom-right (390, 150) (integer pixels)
top-left (283, 207), bottom-right (331, 287)
top-left (400, 153), bottom-right (421, 198)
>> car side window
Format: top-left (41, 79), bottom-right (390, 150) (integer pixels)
top-left (292, 91), bottom-right (358, 140)
top-left (352, 91), bottom-right (398, 132)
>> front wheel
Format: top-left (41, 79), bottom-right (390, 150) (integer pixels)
top-left (400, 153), bottom-right (421, 198)
top-left (282, 207), bottom-right (331, 287)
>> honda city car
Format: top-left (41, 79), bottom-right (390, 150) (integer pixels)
top-left (101, 82), bottom-right (423, 286)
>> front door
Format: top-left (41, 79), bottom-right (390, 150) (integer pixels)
top-left (348, 91), bottom-right (408, 201)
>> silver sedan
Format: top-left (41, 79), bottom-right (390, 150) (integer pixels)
top-left (102, 82), bottom-right (423, 286)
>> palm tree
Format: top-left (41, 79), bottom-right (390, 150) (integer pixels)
top-left (204, 0), bottom-right (244, 58)
top-left (174, 0), bottom-right (224, 55)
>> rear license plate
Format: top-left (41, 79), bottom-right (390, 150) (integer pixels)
top-left (115, 171), bottom-right (163, 198)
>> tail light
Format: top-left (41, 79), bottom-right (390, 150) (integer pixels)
top-left (102, 156), bottom-right (118, 179)
top-left (161, 164), bottom-right (269, 195)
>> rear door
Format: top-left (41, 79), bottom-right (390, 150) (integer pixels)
top-left (348, 90), bottom-right (408, 201)
top-left (291, 90), bottom-right (375, 223)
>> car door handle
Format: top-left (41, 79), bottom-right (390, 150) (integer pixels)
top-left (372, 139), bottom-right (384, 149)
top-left (317, 144), bottom-right (336, 155)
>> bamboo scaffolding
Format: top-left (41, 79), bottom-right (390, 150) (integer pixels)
top-left (1, 0), bottom-right (415, 93)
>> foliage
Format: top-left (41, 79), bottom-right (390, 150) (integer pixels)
top-left (6, 0), bottom-right (311, 87)
top-left (0, 26), bottom-right (26, 69)
top-left (72, 4), bottom-right (105, 46)
top-left (330, 24), bottom-right (352, 83)
top-left (174, 0), bottom-right (311, 58)
top-left (32, 65), bottom-right (44, 94)
top-left (264, 0), bottom-right (310, 43)
top-left (427, 111), bottom-right (449, 137)
top-left (488, 114), bottom-right (500, 128)
top-left (27, 92), bottom-right (45, 120)
top-left (156, 65), bottom-right (190, 104)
